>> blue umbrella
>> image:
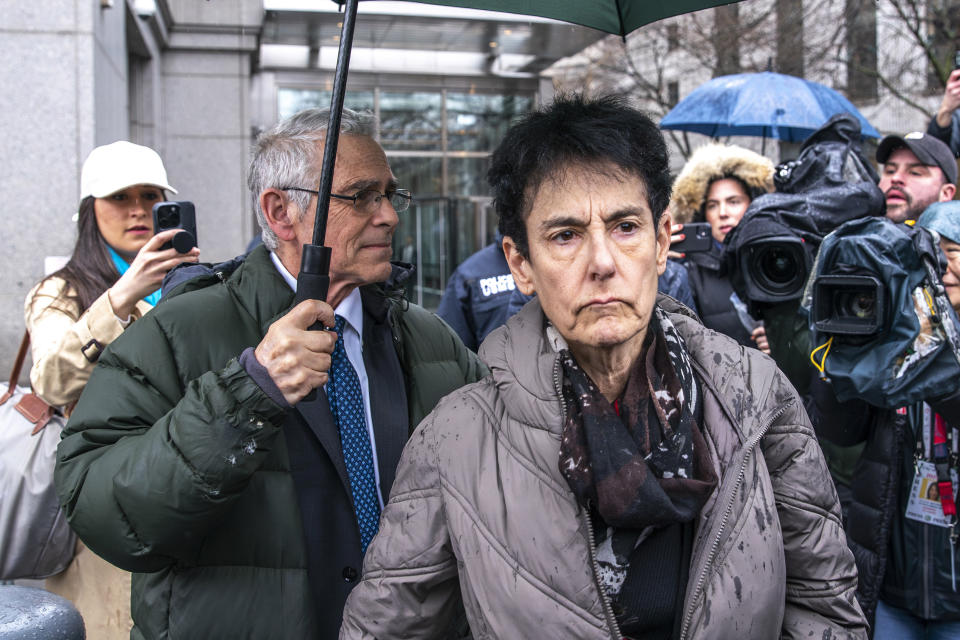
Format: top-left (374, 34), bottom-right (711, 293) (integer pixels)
top-left (660, 71), bottom-right (880, 142)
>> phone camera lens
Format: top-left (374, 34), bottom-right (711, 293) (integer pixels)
top-left (158, 205), bottom-right (180, 228)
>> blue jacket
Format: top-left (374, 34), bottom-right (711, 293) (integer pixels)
top-left (436, 239), bottom-right (516, 352)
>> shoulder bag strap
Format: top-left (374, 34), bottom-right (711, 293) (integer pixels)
top-left (1, 331), bottom-right (30, 406)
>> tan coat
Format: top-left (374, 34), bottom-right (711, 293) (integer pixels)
top-left (23, 275), bottom-right (149, 640)
top-left (340, 298), bottom-right (867, 639)
top-left (24, 276), bottom-right (150, 407)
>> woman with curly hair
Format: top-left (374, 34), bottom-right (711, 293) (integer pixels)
top-left (669, 143), bottom-right (774, 350)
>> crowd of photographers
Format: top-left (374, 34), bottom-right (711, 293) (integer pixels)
top-left (701, 115), bottom-right (960, 638)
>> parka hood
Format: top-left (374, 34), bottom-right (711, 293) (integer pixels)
top-left (670, 144), bottom-right (775, 225)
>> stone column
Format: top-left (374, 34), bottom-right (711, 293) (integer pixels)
top-left (0, 1), bottom-right (101, 379)
top-left (153, 0), bottom-right (263, 261)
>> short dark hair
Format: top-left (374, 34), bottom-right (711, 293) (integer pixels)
top-left (488, 94), bottom-right (671, 257)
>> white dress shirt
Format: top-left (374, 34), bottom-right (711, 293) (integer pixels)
top-left (270, 252), bottom-right (385, 508)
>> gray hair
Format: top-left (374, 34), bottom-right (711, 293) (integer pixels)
top-left (248, 107), bottom-right (377, 250)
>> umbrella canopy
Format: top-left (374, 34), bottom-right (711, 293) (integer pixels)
top-left (660, 71), bottom-right (881, 142)
top-left (389, 0), bottom-right (743, 36)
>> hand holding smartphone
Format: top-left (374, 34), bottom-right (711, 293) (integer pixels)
top-left (152, 201), bottom-right (198, 253)
top-left (672, 222), bottom-right (713, 255)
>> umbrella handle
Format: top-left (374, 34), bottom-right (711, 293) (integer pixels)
top-left (295, 245), bottom-right (331, 404)
top-left (294, 245), bottom-right (332, 324)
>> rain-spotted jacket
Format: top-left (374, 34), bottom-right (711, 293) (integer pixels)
top-left (340, 296), bottom-right (868, 640)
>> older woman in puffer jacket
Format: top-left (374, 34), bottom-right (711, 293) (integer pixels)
top-left (340, 95), bottom-right (866, 640)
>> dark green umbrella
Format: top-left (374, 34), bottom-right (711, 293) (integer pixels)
top-left (394, 0), bottom-right (741, 37)
top-left (297, 0), bottom-right (743, 304)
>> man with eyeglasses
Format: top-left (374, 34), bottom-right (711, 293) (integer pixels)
top-left (54, 107), bottom-right (487, 639)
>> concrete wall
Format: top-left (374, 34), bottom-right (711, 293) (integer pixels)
top-left (0, 1), bottom-right (100, 381)
top-left (93, 0), bottom-right (131, 145)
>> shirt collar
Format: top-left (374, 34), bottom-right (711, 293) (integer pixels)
top-left (270, 251), bottom-right (298, 291)
top-left (269, 250), bottom-right (363, 335)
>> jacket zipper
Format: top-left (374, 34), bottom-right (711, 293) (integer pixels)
top-left (582, 511), bottom-right (623, 640)
top-left (553, 357), bottom-right (622, 640)
top-left (678, 404), bottom-right (789, 639)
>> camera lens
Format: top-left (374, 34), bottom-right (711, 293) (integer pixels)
top-left (760, 248), bottom-right (796, 283)
top-left (836, 289), bottom-right (876, 319)
top-left (158, 205), bottom-right (180, 229)
top-left (749, 242), bottom-right (805, 298)
top-left (812, 274), bottom-right (884, 336)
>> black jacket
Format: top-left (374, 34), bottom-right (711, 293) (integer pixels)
top-left (810, 378), bottom-right (960, 628)
top-left (684, 246), bottom-right (753, 347)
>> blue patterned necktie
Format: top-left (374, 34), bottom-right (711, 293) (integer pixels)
top-left (327, 315), bottom-right (381, 552)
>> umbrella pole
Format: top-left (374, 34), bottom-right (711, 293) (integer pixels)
top-left (294, 0), bottom-right (360, 306)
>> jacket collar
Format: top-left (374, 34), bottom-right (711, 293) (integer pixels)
top-left (480, 297), bottom-right (564, 435)
top-left (479, 293), bottom-right (747, 442)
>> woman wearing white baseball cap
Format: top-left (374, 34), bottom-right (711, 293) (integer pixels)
top-left (23, 141), bottom-right (199, 639)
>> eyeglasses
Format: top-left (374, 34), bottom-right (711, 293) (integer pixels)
top-left (281, 186), bottom-right (412, 214)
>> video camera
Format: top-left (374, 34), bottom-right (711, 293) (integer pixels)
top-left (806, 216), bottom-right (960, 408)
top-left (723, 113), bottom-right (885, 317)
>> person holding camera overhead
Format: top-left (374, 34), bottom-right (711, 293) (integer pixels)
top-left (23, 140), bottom-right (199, 639)
top-left (668, 143), bottom-right (774, 352)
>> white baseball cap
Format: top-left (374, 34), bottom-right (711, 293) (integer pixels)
top-left (80, 141), bottom-right (177, 199)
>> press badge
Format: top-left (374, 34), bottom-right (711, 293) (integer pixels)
top-left (905, 460), bottom-right (958, 528)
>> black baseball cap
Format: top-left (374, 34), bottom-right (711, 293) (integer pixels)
top-left (876, 132), bottom-right (958, 185)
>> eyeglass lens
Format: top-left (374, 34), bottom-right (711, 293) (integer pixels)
top-left (356, 189), bottom-right (410, 213)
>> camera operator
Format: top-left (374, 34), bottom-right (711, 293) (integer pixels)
top-left (809, 199), bottom-right (960, 638)
top-left (758, 132), bottom-right (954, 389)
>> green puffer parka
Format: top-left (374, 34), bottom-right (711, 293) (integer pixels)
top-left (54, 246), bottom-right (487, 639)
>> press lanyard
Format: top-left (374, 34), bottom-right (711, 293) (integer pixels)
top-left (912, 405), bottom-right (959, 517)
top-left (908, 403), bottom-right (960, 590)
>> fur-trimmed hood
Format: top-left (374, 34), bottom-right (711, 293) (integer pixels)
top-left (669, 144), bottom-right (775, 224)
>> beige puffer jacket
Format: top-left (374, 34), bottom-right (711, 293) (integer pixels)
top-left (340, 297), bottom-right (867, 639)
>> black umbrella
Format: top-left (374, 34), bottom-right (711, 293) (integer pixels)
top-left (296, 0), bottom-right (743, 304)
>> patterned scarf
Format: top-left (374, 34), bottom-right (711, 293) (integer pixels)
top-left (558, 308), bottom-right (717, 530)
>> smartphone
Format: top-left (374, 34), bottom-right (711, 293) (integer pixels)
top-left (673, 222), bottom-right (713, 254)
top-left (954, 49), bottom-right (960, 70)
top-left (152, 201), bottom-right (198, 253)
